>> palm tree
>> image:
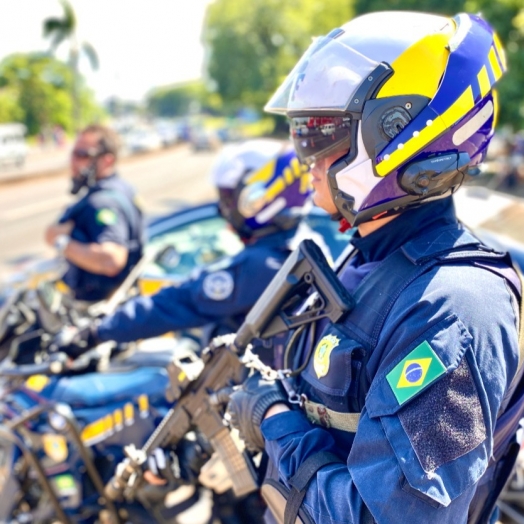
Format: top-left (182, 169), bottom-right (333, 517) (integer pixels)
top-left (43, 0), bottom-right (99, 131)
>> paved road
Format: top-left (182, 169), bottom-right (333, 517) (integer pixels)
top-left (0, 144), bottom-right (219, 281)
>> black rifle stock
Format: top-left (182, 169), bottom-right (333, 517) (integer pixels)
top-left (104, 239), bottom-right (354, 502)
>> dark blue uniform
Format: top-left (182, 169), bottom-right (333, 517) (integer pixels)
top-left (260, 198), bottom-right (520, 523)
top-left (59, 174), bottom-right (144, 302)
top-left (97, 229), bottom-right (297, 344)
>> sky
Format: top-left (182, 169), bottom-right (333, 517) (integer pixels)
top-left (0, 0), bottom-right (212, 102)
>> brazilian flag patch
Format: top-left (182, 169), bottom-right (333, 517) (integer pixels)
top-left (96, 208), bottom-right (117, 226)
top-left (386, 341), bottom-right (446, 406)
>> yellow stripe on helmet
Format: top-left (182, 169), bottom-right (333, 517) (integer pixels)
top-left (377, 23), bottom-right (454, 100)
top-left (246, 158), bottom-right (276, 184)
top-left (493, 32), bottom-right (507, 71)
top-left (477, 66), bottom-right (491, 99)
top-left (488, 46), bottom-right (503, 81)
top-left (376, 86), bottom-right (475, 177)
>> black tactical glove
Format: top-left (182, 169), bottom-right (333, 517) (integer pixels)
top-left (146, 433), bottom-right (212, 486)
top-left (226, 371), bottom-right (288, 453)
top-left (51, 323), bottom-right (100, 359)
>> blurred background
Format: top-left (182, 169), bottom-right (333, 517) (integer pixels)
top-left (1, 0), bottom-right (524, 283)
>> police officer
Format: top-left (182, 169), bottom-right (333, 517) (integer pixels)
top-left (45, 124), bottom-right (144, 303)
top-left (226, 12), bottom-right (523, 524)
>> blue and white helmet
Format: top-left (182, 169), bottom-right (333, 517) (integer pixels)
top-left (210, 139), bottom-right (312, 239)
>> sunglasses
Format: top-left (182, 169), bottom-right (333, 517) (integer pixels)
top-left (72, 148), bottom-right (100, 159)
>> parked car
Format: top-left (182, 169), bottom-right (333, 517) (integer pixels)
top-left (189, 128), bottom-right (221, 152)
top-left (0, 123), bottom-right (28, 168)
top-left (123, 127), bottom-right (163, 154)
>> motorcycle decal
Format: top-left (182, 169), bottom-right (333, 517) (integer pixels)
top-left (42, 434), bottom-right (68, 463)
top-left (80, 398), bottom-right (146, 446)
top-left (138, 394), bottom-right (149, 418)
top-left (114, 408), bottom-right (124, 431)
top-left (124, 402), bottom-right (135, 425)
top-left (25, 374), bottom-right (50, 392)
top-left (51, 474), bottom-right (78, 497)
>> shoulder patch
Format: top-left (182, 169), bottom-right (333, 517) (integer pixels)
top-left (386, 340), bottom-right (446, 406)
top-left (96, 208), bottom-right (118, 226)
top-left (202, 270), bottom-right (235, 301)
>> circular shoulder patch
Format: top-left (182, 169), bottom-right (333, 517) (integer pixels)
top-left (202, 270), bottom-right (235, 301)
top-left (96, 208), bottom-right (118, 226)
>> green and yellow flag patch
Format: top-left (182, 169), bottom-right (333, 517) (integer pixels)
top-left (96, 208), bottom-right (118, 226)
top-left (386, 341), bottom-right (446, 406)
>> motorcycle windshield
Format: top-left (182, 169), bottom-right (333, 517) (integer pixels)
top-left (264, 33), bottom-right (379, 115)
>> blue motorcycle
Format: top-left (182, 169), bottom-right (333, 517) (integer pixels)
top-left (0, 285), bottom-right (204, 524)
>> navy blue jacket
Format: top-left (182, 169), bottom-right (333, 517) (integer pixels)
top-left (260, 197), bottom-right (520, 524)
top-left (97, 229), bottom-right (296, 344)
top-left (59, 174), bottom-right (144, 302)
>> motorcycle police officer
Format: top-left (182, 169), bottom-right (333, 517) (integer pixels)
top-left (45, 124), bottom-right (144, 303)
top-left (226, 11), bottom-right (523, 524)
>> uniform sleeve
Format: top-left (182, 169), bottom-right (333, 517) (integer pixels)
top-left (97, 249), bottom-right (286, 343)
top-left (81, 197), bottom-right (129, 246)
top-left (260, 265), bottom-right (519, 524)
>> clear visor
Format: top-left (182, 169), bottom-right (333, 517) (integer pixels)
top-left (290, 116), bottom-right (352, 166)
top-left (265, 34), bottom-right (379, 115)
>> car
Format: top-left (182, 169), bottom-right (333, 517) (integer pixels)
top-left (0, 123), bottom-right (28, 168)
top-left (189, 128), bottom-right (221, 152)
top-left (123, 127), bottom-right (163, 154)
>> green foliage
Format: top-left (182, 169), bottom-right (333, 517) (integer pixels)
top-left (146, 81), bottom-right (220, 117)
top-left (203, 0), bottom-right (355, 112)
top-left (43, 0), bottom-right (100, 131)
top-left (0, 53), bottom-right (102, 135)
top-left (353, 0), bottom-right (524, 129)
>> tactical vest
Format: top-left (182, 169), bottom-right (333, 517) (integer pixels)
top-left (262, 225), bottom-right (524, 524)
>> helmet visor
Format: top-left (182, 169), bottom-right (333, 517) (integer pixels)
top-left (265, 34), bottom-right (379, 115)
top-left (290, 116), bottom-right (352, 166)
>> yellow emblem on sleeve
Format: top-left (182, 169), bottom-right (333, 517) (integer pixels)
top-left (313, 335), bottom-right (340, 378)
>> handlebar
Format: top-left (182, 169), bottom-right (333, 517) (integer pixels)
top-left (0, 353), bottom-right (68, 378)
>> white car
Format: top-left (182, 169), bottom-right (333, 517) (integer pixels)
top-left (0, 123), bottom-right (28, 167)
top-left (124, 127), bottom-right (163, 154)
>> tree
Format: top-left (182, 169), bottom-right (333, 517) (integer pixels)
top-left (146, 81), bottom-right (222, 118)
top-left (203, 0), bottom-right (355, 114)
top-left (352, 0), bottom-right (524, 130)
top-left (0, 52), bottom-right (102, 135)
top-left (43, 0), bottom-right (99, 130)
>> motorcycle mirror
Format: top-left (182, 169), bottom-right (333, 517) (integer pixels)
top-left (35, 283), bottom-right (64, 335)
top-left (154, 245), bottom-right (181, 270)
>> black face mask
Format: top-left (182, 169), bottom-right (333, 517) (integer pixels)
top-left (70, 161), bottom-right (98, 195)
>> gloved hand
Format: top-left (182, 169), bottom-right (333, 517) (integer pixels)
top-left (145, 433), bottom-right (212, 487)
top-left (51, 323), bottom-right (100, 359)
top-left (226, 372), bottom-right (288, 453)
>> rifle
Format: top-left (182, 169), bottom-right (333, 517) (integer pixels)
top-left (104, 239), bottom-right (355, 501)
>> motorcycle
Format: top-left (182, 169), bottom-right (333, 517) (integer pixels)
top-left (0, 282), bottom-right (205, 524)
